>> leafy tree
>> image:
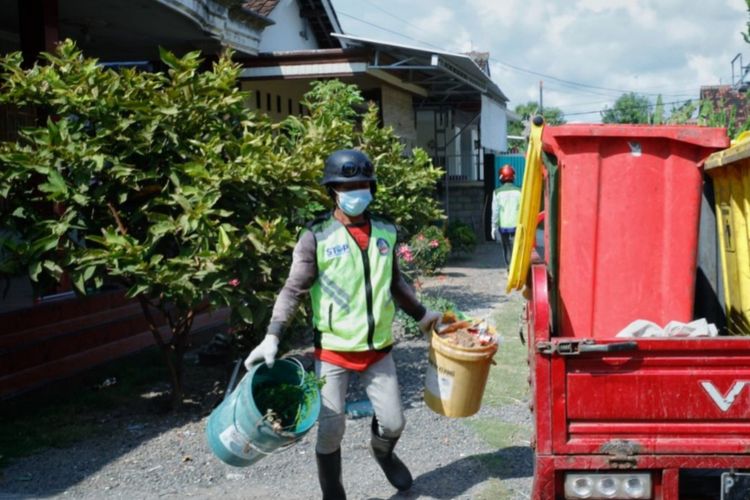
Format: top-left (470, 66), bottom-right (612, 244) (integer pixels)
top-left (743, 0), bottom-right (750, 44)
top-left (667, 99), bottom-right (697, 124)
top-left (508, 101), bottom-right (566, 151)
top-left (601, 92), bottom-right (651, 124)
top-left (0, 42), bottom-right (305, 405)
top-left (698, 96), bottom-right (750, 138)
top-left (0, 43), bottom-right (444, 405)
top-left (278, 80), bottom-right (444, 237)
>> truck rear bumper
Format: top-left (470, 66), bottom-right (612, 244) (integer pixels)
top-left (533, 454), bottom-right (750, 500)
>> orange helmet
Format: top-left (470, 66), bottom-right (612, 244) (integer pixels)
top-left (499, 165), bottom-right (515, 182)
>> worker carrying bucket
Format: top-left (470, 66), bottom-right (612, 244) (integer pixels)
top-left (235, 149), bottom-right (442, 498)
top-left (423, 312), bottom-right (499, 418)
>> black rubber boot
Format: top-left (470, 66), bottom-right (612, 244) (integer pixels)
top-left (316, 449), bottom-right (346, 500)
top-left (370, 416), bottom-right (413, 491)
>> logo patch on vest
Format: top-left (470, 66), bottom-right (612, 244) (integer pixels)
top-left (325, 243), bottom-right (350, 260)
top-left (376, 238), bottom-right (390, 256)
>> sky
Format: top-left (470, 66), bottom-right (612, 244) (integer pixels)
top-left (330, 0), bottom-right (750, 122)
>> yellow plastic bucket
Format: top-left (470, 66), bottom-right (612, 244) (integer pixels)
top-left (423, 333), bottom-right (498, 418)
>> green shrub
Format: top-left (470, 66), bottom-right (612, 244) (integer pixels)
top-left (395, 293), bottom-right (465, 337)
top-left (446, 220), bottom-right (477, 254)
top-left (397, 225), bottom-right (451, 277)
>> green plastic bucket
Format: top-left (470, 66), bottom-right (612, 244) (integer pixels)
top-left (206, 358), bottom-right (320, 467)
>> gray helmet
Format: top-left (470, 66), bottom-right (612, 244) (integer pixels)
top-left (321, 149), bottom-right (376, 186)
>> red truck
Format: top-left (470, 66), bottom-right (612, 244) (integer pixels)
top-left (520, 124), bottom-right (750, 499)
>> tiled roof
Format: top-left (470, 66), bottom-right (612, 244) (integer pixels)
top-left (244, 0), bottom-right (280, 17)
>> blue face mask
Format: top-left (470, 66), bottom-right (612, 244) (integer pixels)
top-left (336, 188), bottom-right (373, 216)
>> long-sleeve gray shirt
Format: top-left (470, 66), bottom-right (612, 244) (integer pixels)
top-left (266, 228), bottom-right (426, 338)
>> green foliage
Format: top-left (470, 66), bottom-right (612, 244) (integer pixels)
top-left (601, 92), bottom-right (651, 124)
top-left (507, 101), bottom-right (566, 151)
top-left (0, 42), bottom-right (313, 401)
top-left (698, 96), bottom-right (750, 138)
top-left (277, 81), bottom-right (444, 238)
top-left (0, 42), bottom-right (444, 402)
top-left (396, 293), bottom-right (464, 337)
top-left (360, 105), bottom-right (444, 237)
top-left (446, 220), bottom-right (477, 255)
top-left (255, 371), bottom-right (324, 428)
top-left (744, 0), bottom-right (750, 44)
top-left (397, 225), bottom-right (451, 278)
top-left (666, 99), bottom-right (697, 124)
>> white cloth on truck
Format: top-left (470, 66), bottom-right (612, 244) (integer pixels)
top-left (615, 318), bottom-right (718, 338)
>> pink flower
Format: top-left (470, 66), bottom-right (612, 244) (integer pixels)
top-left (229, 278), bottom-right (240, 287)
top-left (416, 234), bottom-right (426, 241)
top-left (429, 239), bottom-right (439, 248)
top-left (396, 244), bottom-right (414, 263)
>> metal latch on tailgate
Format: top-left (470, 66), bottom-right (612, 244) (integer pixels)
top-left (536, 339), bottom-right (638, 356)
top-left (601, 440), bottom-right (640, 469)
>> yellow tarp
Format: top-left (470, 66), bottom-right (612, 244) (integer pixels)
top-left (506, 119), bottom-right (544, 292)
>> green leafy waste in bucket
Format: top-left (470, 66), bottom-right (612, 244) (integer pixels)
top-left (206, 358), bottom-right (322, 467)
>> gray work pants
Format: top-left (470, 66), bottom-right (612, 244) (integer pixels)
top-left (314, 353), bottom-right (405, 454)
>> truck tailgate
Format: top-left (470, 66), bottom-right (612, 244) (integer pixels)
top-left (550, 337), bottom-right (750, 455)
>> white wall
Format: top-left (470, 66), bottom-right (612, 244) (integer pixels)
top-left (258, 0), bottom-right (320, 52)
top-left (481, 95), bottom-right (508, 153)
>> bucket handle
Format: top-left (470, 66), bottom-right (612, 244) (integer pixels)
top-left (225, 358), bottom-right (244, 401)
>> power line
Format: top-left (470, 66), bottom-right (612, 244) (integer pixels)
top-left (337, 11), bottom-right (444, 50)
top-left (359, 0), bottom-right (423, 32)
top-left (337, 8), bottom-right (707, 110)
top-left (563, 98), bottom-right (697, 117)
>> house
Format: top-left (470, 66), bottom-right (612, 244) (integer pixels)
top-left (238, 33), bottom-right (511, 241)
top-left (0, 0), bottom-right (342, 397)
top-left (0, 0), bottom-right (511, 397)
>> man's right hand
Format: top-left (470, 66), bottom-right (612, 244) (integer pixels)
top-left (244, 335), bottom-right (279, 369)
top-left (491, 227), bottom-right (498, 241)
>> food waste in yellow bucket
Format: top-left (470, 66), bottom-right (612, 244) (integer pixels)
top-left (423, 312), bottom-right (499, 418)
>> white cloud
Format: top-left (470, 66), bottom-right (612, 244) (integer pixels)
top-left (333, 0), bottom-right (750, 121)
top-left (408, 6), bottom-right (472, 52)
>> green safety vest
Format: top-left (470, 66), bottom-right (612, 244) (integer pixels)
top-left (493, 183), bottom-right (521, 229)
top-left (307, 213), bottom-right (397, 351)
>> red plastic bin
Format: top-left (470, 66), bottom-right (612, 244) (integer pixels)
top-left (542, 125), bottom-right (728, 338)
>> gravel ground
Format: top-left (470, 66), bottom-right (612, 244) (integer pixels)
top-left (0, 243), bottom-right (533, 500)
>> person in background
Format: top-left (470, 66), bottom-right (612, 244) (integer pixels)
top-left (245, 149), bottom-right (442, 499)
top-left (491, 164), bottom-right (521, 267)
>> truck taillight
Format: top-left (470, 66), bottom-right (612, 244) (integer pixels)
top-left (564, 473), bottom-right (652, 499)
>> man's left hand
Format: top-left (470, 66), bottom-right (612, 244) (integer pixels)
top-left (418, 310), bottom-right (442, 335)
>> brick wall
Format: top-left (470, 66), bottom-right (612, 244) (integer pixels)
top-left (444, 181), bottom-right (490, 242)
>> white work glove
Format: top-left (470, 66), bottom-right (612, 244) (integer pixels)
top-left (491, 227), bottom-right (498, 241)
top-left (244, 335), bottom-right (279, 369)
top-left (418, 310), bottom-right (442, 335)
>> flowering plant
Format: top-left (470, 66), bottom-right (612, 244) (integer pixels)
top-left (397, 225), bottom-right (451, 278)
